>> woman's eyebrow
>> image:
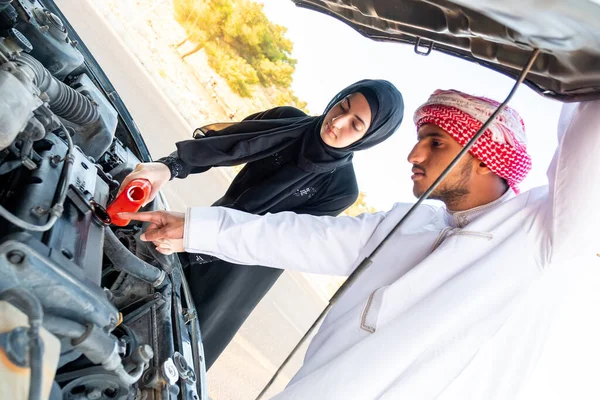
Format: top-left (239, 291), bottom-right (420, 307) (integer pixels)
top-left (347, 97), bottom-right (366, 126)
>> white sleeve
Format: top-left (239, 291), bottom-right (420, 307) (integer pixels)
top-left (183, 207), bottom-right (387, 276)
top-left (543, 100), bottom-right (600, 261)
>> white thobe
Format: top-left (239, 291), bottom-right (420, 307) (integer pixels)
top-left (184, 101), bottom-right (600, 399)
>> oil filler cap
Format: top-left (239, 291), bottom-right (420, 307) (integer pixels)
top-left (8, 28), bottom-right (33, 53)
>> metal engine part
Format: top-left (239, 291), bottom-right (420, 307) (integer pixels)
top-left (0, 288), bottom-right (45, 400)
top-left (61, 373), bottom-right (130, 400)
top-left (12, 0), bottom-right (84, 79)
top-left (15, 53), bottom-right (99, 125)
top-left (4, 52), bottom-right (119, 158)
top-left (0, 2), bottom-right (207, 399)
top-left (0, 0), bottom-right (12, 13)
top-left (0, 131), bottom-right (111, 283)
top-left (67, 73), bottom-right (118, 160)
top-left (10, 52), bottom-right (117, 158)
top-left (0, 233), bottom-right (119, 328)
top-left (0, 57), bottom-right (43, 149)
top-left (0, 3), bottom-right (118, 157)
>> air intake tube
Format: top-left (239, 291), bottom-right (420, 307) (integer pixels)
top-left (15, 53), bottom-right (99, 125)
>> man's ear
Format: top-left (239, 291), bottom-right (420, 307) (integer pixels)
top-left (476, 161), bottom-right (494, 175)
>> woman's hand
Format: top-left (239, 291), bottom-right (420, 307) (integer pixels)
top-left (117, 163), bottom-right (171, 206)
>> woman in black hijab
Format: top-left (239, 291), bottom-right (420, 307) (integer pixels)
top-left (118, 79), bottom-right (404, 368)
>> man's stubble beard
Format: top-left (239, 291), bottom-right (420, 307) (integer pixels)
top-left (424, 159), bottom-right (473, 208)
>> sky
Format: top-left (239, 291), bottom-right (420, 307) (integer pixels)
top-left (259, 0), bottom-right (563, 210)
top-left (254, 2), bottom-right (600, 397)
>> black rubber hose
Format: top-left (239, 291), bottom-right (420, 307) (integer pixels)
top-left (135, 198), bottom-right (175, 274)
top-left (16, 54), bottom-right (99, 125)
top-left (44, 315), bottom-right (147, 385)
top-left (42, 315), bottom-right (86, 339)
top-left (0, 0), bottom-right (12, 11)
top-left (43, 316), bottom-right (115, 361)
top-left (0, 288), bottom-right (44, 400)
top-left (104, 228), bottom-right (166, 287)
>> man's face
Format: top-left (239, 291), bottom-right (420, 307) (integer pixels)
top-left (407, 124), bottom-right (475, 204)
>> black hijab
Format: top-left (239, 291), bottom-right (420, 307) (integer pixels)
top-left (175, 79), bottom-right (404, 213)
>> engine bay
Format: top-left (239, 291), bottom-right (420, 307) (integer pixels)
top-left (0, 1), bottom-right (205, 399)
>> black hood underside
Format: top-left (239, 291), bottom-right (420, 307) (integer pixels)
top-left (292, 0), bottom-right (600, 102)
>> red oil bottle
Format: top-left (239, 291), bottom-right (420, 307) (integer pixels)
top-left (106, 179), bottom-right (152, 226)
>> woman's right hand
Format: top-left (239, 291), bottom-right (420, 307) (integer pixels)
top-left (117, 162), bottom-right (171, 206)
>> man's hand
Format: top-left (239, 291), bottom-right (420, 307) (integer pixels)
top-left (153, 239), bottom-right (184, 255)
top-left (119, 210), bottom-right (185, 242)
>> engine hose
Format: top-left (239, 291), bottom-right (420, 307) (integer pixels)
top-left (0, 288), bottom-right (44, 400)
top-left (104, 228), bottom-right (166, 287)
top-left (15, 54), bottom-right (99, 125)
top-left (0, 0), bottom-right (12, 12)
top-left (43, 316), bottom-right (148, 385)
top-left (0, 122), bottom-right (74, 232)
top-left (42, 315), bottom-right (86, 339)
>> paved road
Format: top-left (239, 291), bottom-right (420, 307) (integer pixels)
top-left (55, 1), bottom-right (327, 398)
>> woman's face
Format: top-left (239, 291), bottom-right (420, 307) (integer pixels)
top-left (320, 92), bottom-right (372, 148)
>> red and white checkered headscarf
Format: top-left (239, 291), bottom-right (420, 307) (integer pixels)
top-left (414, 89), bottom-right (532, 194)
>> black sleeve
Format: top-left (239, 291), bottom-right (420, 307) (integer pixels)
top-left (157, 107), bottom-right (307, 180)
top-left (156, 151), bottom-right (209, 180)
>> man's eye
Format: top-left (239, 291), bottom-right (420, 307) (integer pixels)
top-left (432, 140), bottom-right (442, 147)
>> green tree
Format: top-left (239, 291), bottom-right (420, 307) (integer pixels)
top-left (173, 0), bottom-right (233, 58)
top-left (203, 42), bottom-right (259, 97)
top-left (222, 1), bottom-right (296, 87)
top-left (342, 192), bottom-right (377, 217)
top-left (173, 0), bottom-right (303, 101)
top-left (273, 88), bottom-right (308, 112)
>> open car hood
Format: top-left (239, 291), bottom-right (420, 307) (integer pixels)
top-left (292, 0), bottom-right (600, 102)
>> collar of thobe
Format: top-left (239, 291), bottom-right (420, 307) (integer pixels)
top-left (445, 189), bottom-right (514, 228)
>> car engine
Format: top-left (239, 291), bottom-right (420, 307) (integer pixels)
top-left (0, 1), bottom-right (205, 399)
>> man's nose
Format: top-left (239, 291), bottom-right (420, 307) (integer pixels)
top-left (407, 143), bottom-right (426, 165)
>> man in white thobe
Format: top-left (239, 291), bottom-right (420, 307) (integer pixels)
top-left (122, 90), bottom-right (600, 399)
